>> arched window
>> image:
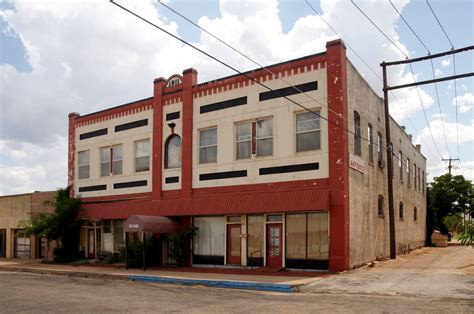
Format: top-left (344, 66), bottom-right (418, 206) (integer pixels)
top-left (378, 195), bottom-right (384, 217)
top-left (414, 207), bottom-right (418, 221)
top-left (354, 111), bottom-right (361, 156)
top-left (165, 135), bottom-right (182, 169)
top-left (399, 202), bottom-right (404, 220)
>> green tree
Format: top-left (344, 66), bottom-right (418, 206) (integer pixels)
top-left (24, 188), bottom-right (82, 261)
top-left (428, 174), bottom-right (473, 244)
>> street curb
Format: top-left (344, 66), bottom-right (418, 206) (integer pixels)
top-left (128, 275), bottom-right (296, 293)
top-left (0, 266), bottom-right (297, 293)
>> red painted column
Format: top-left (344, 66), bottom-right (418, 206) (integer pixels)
top-left (326, 39), bottom-right (350, 272)
top-left (67, 112), bottom-right (80, 197)
top-left (181, 68), bottom-right (198, 198)
top-left (152, 78), bottom-right (166, 201)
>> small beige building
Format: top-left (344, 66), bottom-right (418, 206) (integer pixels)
top-left (0, 191), bottom-right (56, 259)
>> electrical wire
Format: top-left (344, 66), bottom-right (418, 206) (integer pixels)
top-left (305, 0), bottom-right (441, 161)
top-left (388, 0), bottom-right (451, 158)
top-left (426, 0), bottom-right (461, 160)
top-left (350, 0), bottom-right (444, 160)
top-left (110, 0), bottom-right (374, 145)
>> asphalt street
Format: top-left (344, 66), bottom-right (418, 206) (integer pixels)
top-left (0, 271), bottom-right (472, 313)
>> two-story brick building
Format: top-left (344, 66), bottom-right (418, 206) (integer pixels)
top-left (68, 39), bottom-right (426, 272)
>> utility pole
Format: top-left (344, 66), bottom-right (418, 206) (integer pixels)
top-left (382, 62), bottom-right (397, 260)
top-left (442, 158), bottom-right (460, 174)
top-left (381, 45), bottom-right (473, 260)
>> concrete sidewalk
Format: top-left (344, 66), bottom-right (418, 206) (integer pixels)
top-left (0, 259), bottom-right (327, 293)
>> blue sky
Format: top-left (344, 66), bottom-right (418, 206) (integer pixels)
top-left (0, 0), bottom-right (473, 195)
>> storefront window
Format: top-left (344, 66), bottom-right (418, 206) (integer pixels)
top-left (286, 214), bottom-right (306, 259)
top-left (307, 213), bottom-right (329, 260)
top-left (247, 215), bottom-right (264, 259)
top-left (193, 216), bottom-right (224, 257)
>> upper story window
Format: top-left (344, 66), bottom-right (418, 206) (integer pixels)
top-left (256, 119), bottom-right (273, 157)
top-left (378, 195), bottom-right (384, 217)
top-left (165, 135), bottom-right (182, 169)
top-left (135, 139), bottom-right (150, 172)
top-left (399, 151), bottom-right (403, 182)
top-left (414, 207), bottom-right (418, 221)
top-left (368, 124), bottom-right (373, 163)
top-left (399, 202), bottom-right (404, 220)
top-left (354, 111), bottom-right (361, 156)
top-left (100, 144), bottom-right (122, 177)
top-left (377, 132), bottom-right (384, 167)
top-left (407, 158), bottom-right (411, 187)
top-left (78, 150), bottom-right (90, 180)
top-left (236, 122), bottom-right (251, 159)
top-left (199, 127), bottom-right (217, 164)
top-left (414, 163), bottom-right (417, 190)
top-left (235, 118), bottom-right (273, 159)
top-left (422, 170), bottom-right (425, 195)
top-left (296, 111), bottom-right (320, 152)
top-left (418, 167), bottom-right (421, 192)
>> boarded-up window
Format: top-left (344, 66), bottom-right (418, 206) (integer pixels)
top-left (193, 216), bottom-right (224, 257)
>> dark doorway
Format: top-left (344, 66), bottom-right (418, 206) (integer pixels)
top-left (0, 229), bottom-right (6, 258)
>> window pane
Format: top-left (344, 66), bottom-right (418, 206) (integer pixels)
top-left (266, 215), bottom-right (282, 222)
top-left (78, 151), bottom-right (89, 166)
top-left (199, 146), bottom-right (217, 163)
top-left (297, 130), bottom-right (320, 152)
top-left (227, 216), bottom-right (241, 223)
top-left (286, 214), bottom-right (306, 259)
top-left (236, 123), bottom-right (251, 141)
top-left (101, 162), bottom-right (110, 177)
top-left (200, 128), bottom-right (217, 147)
top-left (113, 145), bottom-right (122, 161)
top-left (247, 215), bottom-right (264, 258)
top-left (113, 160), bottom-right (122, 175)
top-left (135, 140), bottom-right (150, 158)
top-left (136, 156), bottom-right (150, 172)
top-left (257, 137), bottom-right (272, 156)
top-left (193, 216), bottom-right (225, 256)
top-left (167, 136), bottom-right (182, 168)
top-left (100, 147), bottom-right (110, 163)
top-left (297, 112), bottom-right (320, 132)
top-left (236, 141), bottom-right (251, 159)
top-left (308, 212), bottom-right (329, 260)
top-left (79, 165), bottom-right (90, 180)
top-left (256, 119), bottom-right (272, 138)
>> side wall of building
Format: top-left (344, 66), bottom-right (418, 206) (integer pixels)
top-left (347, 61), bottom-right (426, 268)
top-left (0, 194), bottom-right (30, 258)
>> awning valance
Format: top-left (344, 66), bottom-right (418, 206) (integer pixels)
top-left (124, 215), bottom-right (179, 233)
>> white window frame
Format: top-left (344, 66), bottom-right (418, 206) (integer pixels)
top-left (134, 139), bottom-right (150, 172)
top-left (235, 121), bottom-right (252, 160)
top-left (295, 110), bottom-right (321, 153)
top-left (199, 127), bottom-right (218, 164)
top-left (100, 144), bottom-right (123, 177)
top-left (78, 150), bottom-right (90, 180)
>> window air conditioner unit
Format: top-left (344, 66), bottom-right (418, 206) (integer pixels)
top-left (378, 160), bottom-right (385, 169)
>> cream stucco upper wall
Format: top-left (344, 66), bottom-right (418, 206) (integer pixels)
top-left (191, 66), bottom-right (329, 188)
top-left (74, 109), bottom-right (153, 198)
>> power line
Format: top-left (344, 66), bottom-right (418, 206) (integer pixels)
top-left (426, 0), bottom-right (454, 49)
top-left (425, 0), bottom-right (461, 160)
top-left (305, 0), bottom-right (441, 161)
top-left (389, 0), bottom-right (430, 55)
top-left (156, 0), bottom-right (347, 127)
top-left (110, 0), bottom-right (374, 146)
top-left (350, 0), bottom-right (444, 160)
top-left (387, 0), bottom-right (451, 158)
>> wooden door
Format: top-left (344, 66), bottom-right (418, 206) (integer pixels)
top-left (227, 224), bottom-right (241, 265)
top-left (266, 224), bottom-right (282, 268)
top-left (88, 229), bottom-right (95, 259)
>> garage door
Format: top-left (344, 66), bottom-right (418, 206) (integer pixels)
top-left (15, 230), bottom-right (31, 258)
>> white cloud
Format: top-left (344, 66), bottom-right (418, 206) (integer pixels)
top-left (435, 68), bottom-right (442, 76)
top-left (441, 58), bottom-right (451, 67)
top-left (0, 0), bottom-right (467, 195)
top-left (453, 93), bottom-right (474, 113)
